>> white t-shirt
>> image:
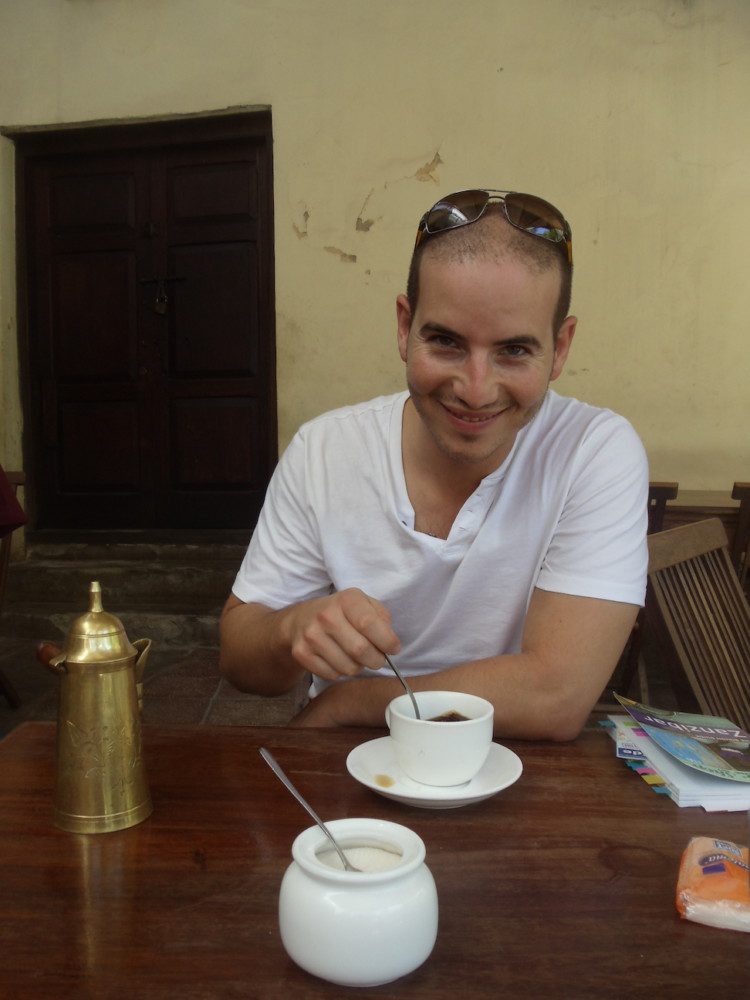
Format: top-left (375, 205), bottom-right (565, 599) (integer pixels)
top-left (232, 390), bottom-right (649, 696)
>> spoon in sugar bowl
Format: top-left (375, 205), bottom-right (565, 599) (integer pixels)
top-left (259, 747), bottom-right (360, 872)
top-left (383, 653), bottom-right (421, 720)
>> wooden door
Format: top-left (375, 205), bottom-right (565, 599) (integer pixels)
top-left (14, 112), bottom-right (276, 530)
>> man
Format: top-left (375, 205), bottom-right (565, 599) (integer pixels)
top-left (220, 189), bottom-right (648, 739)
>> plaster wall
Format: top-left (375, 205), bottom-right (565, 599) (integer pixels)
top-left (0, 0), bottom-right (748, 490)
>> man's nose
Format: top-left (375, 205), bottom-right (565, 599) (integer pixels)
top-left (454, 355), bottom-right (498, 409)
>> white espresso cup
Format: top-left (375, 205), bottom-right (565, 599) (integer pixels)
top-left (385, 691), bottom-right (494, 786)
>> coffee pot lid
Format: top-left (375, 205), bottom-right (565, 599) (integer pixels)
top-left (62, 581), bottom-right (137, 664)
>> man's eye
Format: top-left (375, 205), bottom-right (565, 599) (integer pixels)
top-left (500, 344), bottom-right (529, 358)
top-left (430, 335), bottom-right (457, 349)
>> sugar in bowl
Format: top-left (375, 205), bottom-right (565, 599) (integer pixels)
top-left (279, 817), bottom-right (438, 987)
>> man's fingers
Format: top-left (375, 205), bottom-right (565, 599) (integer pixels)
top-left (292, 629), bottom-right (365, 677)
top-left (287, 588), bottom-right (401, 679)
top-left (341, 590), bottom-right (400, 655)
top-left (297, 614), bottom-right (385, 674)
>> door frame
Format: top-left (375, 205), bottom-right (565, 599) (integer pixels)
top-left (6, 108), bottom-right (277, 537)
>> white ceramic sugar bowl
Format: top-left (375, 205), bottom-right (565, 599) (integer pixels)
top-left (279, 817), bottom-right (438, 988)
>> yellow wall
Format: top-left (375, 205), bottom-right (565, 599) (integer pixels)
top-left (1, 0), bottom-right (748, 490)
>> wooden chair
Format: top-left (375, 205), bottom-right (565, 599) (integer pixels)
top-left (645, 517), bottom-right (750, 729)
top-left (618, 481), bottom-right (680, 702)
top-left (0, 470), bottom-right (26, 708)
top-left (731, 482), bottom-right (749, 591)
top-left (645, 482), bottom-right (680, 535)
top-left (595, 482), bottom-right (679, 711)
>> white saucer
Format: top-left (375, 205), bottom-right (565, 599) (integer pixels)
top-left (346, 737), bottom-right (522, 809)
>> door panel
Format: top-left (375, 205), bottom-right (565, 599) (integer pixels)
top-left (16, 113), bottom-right (276, 530)
top-left (30, 151), bottom-right (147, 527)
top-left (59, 399), bottom-right (141, 489)
top-left (169, 243), bottom-right (258, 375)
top-left (169, 159), bottom-right (257, 224)
top-left (53, 250), bottom-right (138, 379)
top-left (170, 397), bottom-right (259, 486)
top-left (154, 141), bottom-right (269, 525)
top-left (50, 170), bottom-right (137, 231)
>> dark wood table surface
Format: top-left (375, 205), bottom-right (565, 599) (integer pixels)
top-left (2, 722), bottom-right (748, 999)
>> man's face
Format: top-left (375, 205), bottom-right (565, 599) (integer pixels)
top-left (396, 253), bottom-right (576, 477)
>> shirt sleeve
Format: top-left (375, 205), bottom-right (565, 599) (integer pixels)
top-left (535, 415), bottom-right (649, 606)
top-left (231, 430), bottom-right (334, 608)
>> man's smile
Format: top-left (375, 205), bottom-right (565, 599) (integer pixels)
top-left (440, 401), bottom-right (507, 426)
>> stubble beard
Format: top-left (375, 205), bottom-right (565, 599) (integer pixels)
top-left (407, 381), bottom-right (550, 469)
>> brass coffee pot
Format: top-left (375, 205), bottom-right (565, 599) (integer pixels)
top-left (45, 581), bottom-right (153, 834)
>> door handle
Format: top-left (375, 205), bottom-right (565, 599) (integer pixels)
top-left (154, 279), bottom-right (168, 315)
top-left (139, 276), bottom-right (186, 315)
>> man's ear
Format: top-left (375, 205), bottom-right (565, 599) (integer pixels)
top-left (396, 294), bottom-right (412, 362)
top-left (550, 316), bottom-right (577, 381)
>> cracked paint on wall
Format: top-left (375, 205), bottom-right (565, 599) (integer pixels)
top-left (356, 188), bottom-right (376, 231)
top-left (354, 151), bottom-right (444, 234)
top-left (293, 208), bottom-right (310, 239)
top-left (414, 151), bottom-right (443, 183)
top-left (324, 246), bottom-right (357, 263)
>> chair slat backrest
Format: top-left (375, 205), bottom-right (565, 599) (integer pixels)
top-left (646, 517), bottom-right (750, 729)
top-left (594, 481), bottom-right (680, 713)
top-left (731, 481), bottom-right (750, 589)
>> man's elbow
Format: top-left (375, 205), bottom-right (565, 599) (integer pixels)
top-left (545, 719), bottom-right (586, 743)
top-left (218, 644), bottom-right (245, 688)
top-left (218, 601), bottom-right (301, 698)
top-left (218, 643), bottom-right (290, 696)
top-left (218, 597), bottom-right (260, 692)
top-left (542, 697), bottom-right (593, 742)
top-left (218, 639), bottom-right (253, 692)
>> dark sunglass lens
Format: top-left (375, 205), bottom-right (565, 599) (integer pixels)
top-left (425, 190), bottom-right (488, 234)
top-left (504, 193), bottom-right (568, 243)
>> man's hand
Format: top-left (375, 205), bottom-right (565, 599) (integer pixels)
top-left (282, 588), bottom-right (400, 681)
top-left (219, 589), bottom-right (401, 696)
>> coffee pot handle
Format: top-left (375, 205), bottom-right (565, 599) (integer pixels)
top-left (37, 642), bottom-right (66, 675)
top-left (132, 638), bottom-right (152, 714)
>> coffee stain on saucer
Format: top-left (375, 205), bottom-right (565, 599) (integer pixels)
top-left (375, 773), bottom-right (395, 788)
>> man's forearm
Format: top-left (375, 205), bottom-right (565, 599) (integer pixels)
top-left (294, 589), bottom-right (638, 739)
top-left (219, 598), bottom-right (306, 695)
top-left (294, 651), bottom-right (587, 741)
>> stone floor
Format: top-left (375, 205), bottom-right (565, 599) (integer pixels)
top-left (0, 635), bottom-right (308, 739)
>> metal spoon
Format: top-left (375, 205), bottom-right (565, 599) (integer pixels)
top-left (383, 653), bottom-right (421, 720)
top-left (259, 747), bottom-right (360, 872)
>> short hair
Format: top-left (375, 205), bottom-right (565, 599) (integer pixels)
top-left (405, 208), bottom-right (572, 337)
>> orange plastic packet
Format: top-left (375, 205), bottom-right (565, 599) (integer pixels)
top-left (676, 836), bottom-right (750, 932)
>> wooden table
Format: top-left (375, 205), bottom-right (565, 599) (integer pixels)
top-left (2, 723), bottom-right (748, 999)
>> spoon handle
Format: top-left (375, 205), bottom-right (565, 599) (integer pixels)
top-left (259, 747), bottom-right (358, 872)
top-left (384, 653), bottom-right (421, 720)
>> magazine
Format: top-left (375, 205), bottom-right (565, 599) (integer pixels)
top-left (614, 694), bottom-right (750, 784)
top-left (605, 714), bottom-right (750, 810)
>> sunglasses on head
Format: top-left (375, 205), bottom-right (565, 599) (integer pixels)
top-left (414, 189), bottom-right (573, 263)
